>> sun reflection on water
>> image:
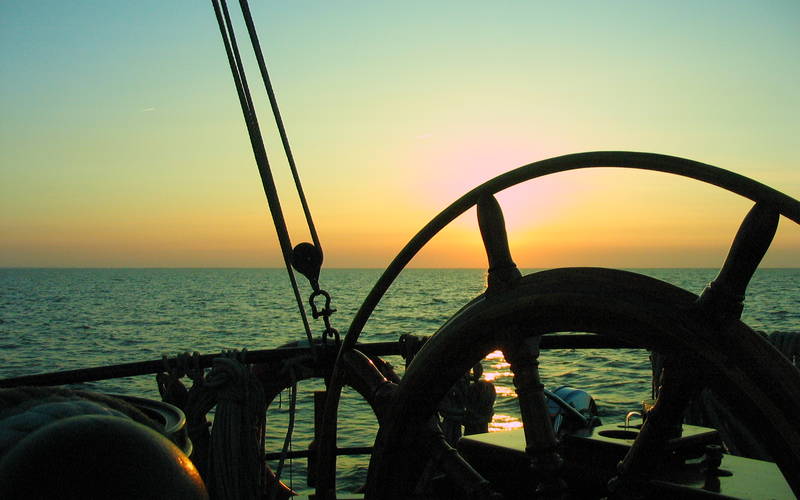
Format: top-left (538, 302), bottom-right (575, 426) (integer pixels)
top-left (485, 350), bottom-right (510, 372)
top-left (493, 385), bottom-right (516, 397)
top-left (485, 350), bottom-right (505, 360)
top-left (482, 371), bottom-right (511, 382)
top-left (489, 414), bottom-right (523, 431)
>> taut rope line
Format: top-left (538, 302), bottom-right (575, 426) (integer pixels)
top-left (210, 0), bottom-right (316, 354)
top-left (238, 0), bottom-right (322, 255)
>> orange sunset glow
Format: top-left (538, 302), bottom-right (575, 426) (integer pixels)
top-left (1, 2), bottom-right (798, 269)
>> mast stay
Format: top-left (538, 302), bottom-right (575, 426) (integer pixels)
top-left (210, 0), bottom-right (335, 354)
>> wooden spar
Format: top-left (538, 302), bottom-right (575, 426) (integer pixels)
top-left (0, 335), bottom-right (634, 388)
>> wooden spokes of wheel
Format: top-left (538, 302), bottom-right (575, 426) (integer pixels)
top-left (367, 196), bottom-right (799, 498)
top-left (365, 267), bottom-right (800, 498)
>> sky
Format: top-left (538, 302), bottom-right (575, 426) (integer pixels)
top-left (1, 1), bottom-right (798, 268)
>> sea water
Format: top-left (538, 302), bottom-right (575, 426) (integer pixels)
top-left (1, 268), bottom-right (798, 493)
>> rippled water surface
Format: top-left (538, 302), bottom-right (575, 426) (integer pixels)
top-left (1, 268), bottom-right (797, 493)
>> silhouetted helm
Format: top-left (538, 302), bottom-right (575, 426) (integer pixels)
top-left (0, 414), bottom-right (208, 499)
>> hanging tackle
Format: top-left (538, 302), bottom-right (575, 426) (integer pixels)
top-left (210, 0), bottom-right (340, 350)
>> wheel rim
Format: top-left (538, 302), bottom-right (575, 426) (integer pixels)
top-left (366, 268), bottom-right (800, 498)
top-left (316, 152), bottom-right (800, 497)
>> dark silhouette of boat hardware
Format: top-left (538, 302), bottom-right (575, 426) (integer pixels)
top-left (1, 1), bottom-right (798, 499)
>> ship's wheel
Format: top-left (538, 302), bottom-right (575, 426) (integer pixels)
top-left (316, 152), bottom-right (800, 499)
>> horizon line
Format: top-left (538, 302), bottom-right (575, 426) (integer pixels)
top-left (2, 266), bottom-right (799, 270)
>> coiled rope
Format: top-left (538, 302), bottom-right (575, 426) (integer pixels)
top-left (205, 352), bottom-right (266, 500)
top-left (158, 351), bottom-right (266, 500)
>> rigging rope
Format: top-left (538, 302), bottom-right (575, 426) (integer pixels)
top-left (238, 0), bottom-right (322, 255)
top-left (207, 6), bottom-right (349, 494)
top-left (210, 0), bottom-right (316, 355)
top-left (271, 380), bottom-right (297, 500)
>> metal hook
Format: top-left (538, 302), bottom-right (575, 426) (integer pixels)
top-left (309, 289), bottom-right (336, 319)
top-left (625, 411), bottom-right (641, 429)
